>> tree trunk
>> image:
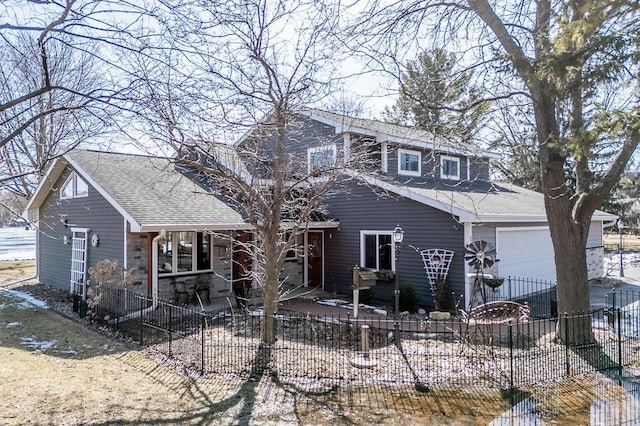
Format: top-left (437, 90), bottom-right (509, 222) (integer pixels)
top-left (548, 211), bottom-right (594, 344)
top-left (537, 116), bottom-right (594, 344)
top-left (260, 227), bottom-right (280, 344)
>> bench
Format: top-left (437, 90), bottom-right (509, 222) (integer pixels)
top-left (460, 301), bottom-right (530, 324)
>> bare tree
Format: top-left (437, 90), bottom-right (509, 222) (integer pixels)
top-left (0, 33), bottom-right (116, 200)
top-left (1, 0), bottom-right (159, 202)
top-left (137, 0), bottom-right (359, 343)
top-left (365, 0), bottom-right (640, 343)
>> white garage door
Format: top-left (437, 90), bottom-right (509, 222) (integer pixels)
top-left (496, 227), bottom-right (556, 282)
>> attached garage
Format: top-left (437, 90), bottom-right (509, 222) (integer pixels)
top-left (495, 226), bottom-right (556, 282)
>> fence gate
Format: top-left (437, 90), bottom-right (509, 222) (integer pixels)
top-left (70, 228), bottom-right (89, 299)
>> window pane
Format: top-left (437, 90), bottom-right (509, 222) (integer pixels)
top-left (443, 158), bottom-right (459, 178)
top-left (310, 147), bottom-right (335, 170)
top-left (177, 232), bottom-right (193, 272)
top-left (61, 177), bottom-right (74, 199)
top-left (379, 234), bottom-right (392, 270)
top-left (401, 153), bottom-right (419, 172)
top-left (75, 176), bottom-right (88, 197)
top-left (196, 232), bottom-right (211, 270)
top-left (364, 234), bottom-right (377, 269)
top-left (159, 233), bottom-right (173, 274)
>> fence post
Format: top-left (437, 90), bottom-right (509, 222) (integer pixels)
top-left (139, 295), bottom-right (144, 346)
top-left (612, 291), bottom-right (617, 311)
top-left (115, 289), bottom-right (120, 331)
top-left (394, 320), bottom-right (400, 349)
top-left (564, 312), bottom-right (570, 376)
top-left (168, 304), bottom-right (172, 356)
top-left (201, 313), bottom-right (206, 375)
top-left (508, 320), bottom-right (514, 390)
top-left (617, 307), bottom-right (623, 377)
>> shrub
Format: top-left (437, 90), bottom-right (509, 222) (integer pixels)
top-left (398, 284), bottom-right (418, 313)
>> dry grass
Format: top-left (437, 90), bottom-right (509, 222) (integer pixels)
top-left (604, 234), bottom-right (640, 252)
top-left (1, 261), bottom-right (638, 425)
top-left (0, 260), bottom-right (35, 283)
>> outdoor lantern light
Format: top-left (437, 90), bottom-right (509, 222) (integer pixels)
top-left (392, 224), bottom-right (404, 348)
top-left (392, 224), bottom-right (404, 244)
top-left (618, 219), bottom-right (625, 278)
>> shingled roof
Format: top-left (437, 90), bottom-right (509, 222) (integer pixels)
top-left (304, 109), bottom-right (500, 158)
top-left (362, 175), bottom-right (617, 223)
top-left (27, 150), bottom-right (248, 232)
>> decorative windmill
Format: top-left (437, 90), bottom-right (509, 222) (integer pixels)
top-left (464, 240), bottom-right (496, 272)
top-left (418, 248), bottom-right (454, 310)
top-left (464, 240), bottom-right (502, 305)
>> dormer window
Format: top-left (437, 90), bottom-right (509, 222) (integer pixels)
top-left (308, 144), bottom-right (336, 172)
top-left (60, 172), bottom-right (88, 199)
top-left (398, 148), bottom-right (421, 177)
top-left (441, 155), bottom-right (460, 180)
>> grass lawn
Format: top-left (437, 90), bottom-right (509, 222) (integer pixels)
top-left (1, 260), bottom-right (636, 425)
top-left (604, 234), bottom-right (640, 252)
top-left (0, 260), bottom-right (35, 283)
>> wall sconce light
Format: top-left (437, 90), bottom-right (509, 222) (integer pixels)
top-left (63, 234), bottom-right (70, 245)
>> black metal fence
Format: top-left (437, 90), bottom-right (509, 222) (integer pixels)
top-left (84, 285), bottom-right (640, 392)
top-left (485, 276), bottom-right (557, 319)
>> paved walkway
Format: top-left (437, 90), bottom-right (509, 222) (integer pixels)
top-left (591, 265), bottom-right (640, 310)
top-left (190, 268), bottom-right (640, 317)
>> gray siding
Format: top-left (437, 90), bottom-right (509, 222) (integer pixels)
top-left (242, 114), bottom-right (344, 176)
top-left (243, 115), bottom-right (493, 187)
top-left (38, 168), bottom-right (125, 290)
top-left (469, 157), bottom-right (491, 181)
top-left (324, 183), bottom-right (465, 309)
top-left (383, 145), bottom-right (491, 187)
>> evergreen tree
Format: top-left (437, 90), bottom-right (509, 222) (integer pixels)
top-left (383, 48), bottom-right (487, 143)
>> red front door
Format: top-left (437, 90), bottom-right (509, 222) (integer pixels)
top-left (233, 232), bottom-right (253, 289)
top-left (307, 231), bottom-right (323, 288)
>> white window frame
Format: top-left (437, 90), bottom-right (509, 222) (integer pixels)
top-left (441, 155), bottom-right (461, 180)
top-left (398, 148), bottom-right (421, 177)
top-left (158, 231), bottom-right (214, 276)
top-left (360, 231), bottom-right (396, 271)
top-left (284, 232), bottom-right (301, 261)
top-left (307, 144), bottom-right (337, 173)
top-left (60, 172), bottom-right (89, 200)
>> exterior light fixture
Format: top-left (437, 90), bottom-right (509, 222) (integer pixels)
top-left (392, 224), bottom-right (404, 347)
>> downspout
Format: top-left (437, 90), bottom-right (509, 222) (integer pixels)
top-left (150, 229), bottom-right (165, 309)
top-left (464, 222), bottom-right (473, 310)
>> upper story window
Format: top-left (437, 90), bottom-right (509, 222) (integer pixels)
top-left (60, 172), bottom-right (88, 199)
top-left (398, 148), bottom-right (421, 177)
top-left (158, 231), bottom-right (213, 275)
top-left (308, 144), bottom-right (336, 173)
top-left (441, 155), bottom-right (460, 180)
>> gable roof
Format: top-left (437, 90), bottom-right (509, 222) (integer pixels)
top-left (303, 109), bottom-right (501, 159)
top-left (355, 172), bottom-right (617, 224)
top-left (25, 150), bottom-right (249, 232)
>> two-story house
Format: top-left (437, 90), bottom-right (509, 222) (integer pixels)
top-left (24, 109), bottom-right (616, 311)
top-left (245, 110), bottom-right (615, 309)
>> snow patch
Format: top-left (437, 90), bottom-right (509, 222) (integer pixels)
top-left (0, 289), bottom-right (48, 309)
top-left (20, 336), bottom-right (56, 351)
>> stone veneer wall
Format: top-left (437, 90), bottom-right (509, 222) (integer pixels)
top-left (280, 258), bottom-right (304, 288)
top-left (586, 246), bottom-right (604, 280)
top-left (126, 232), bottom-right (150, 296)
